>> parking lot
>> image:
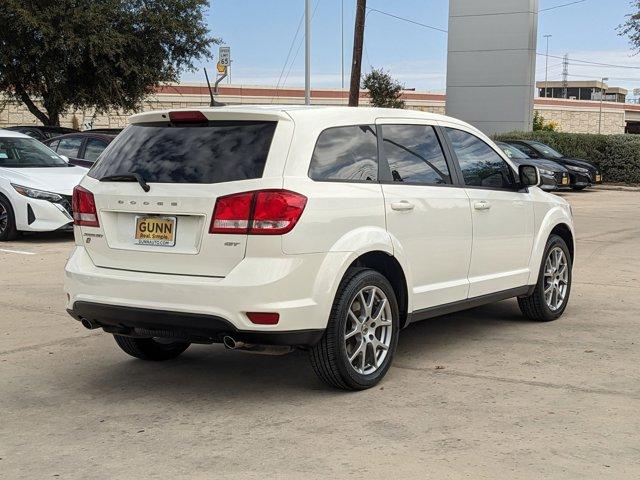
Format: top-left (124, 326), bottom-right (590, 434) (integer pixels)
top-left (1, 188), bottom-right (639, 479)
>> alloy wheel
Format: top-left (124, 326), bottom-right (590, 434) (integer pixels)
top-left (0, 203), bottom-right (7, 235)
top-left (344, 286), bottom-right (393, 375)
top-left (543, 246), bottom-right (569, 311)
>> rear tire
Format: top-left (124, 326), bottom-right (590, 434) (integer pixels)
top-left (518, 234), bottom-right (572, 322)
top-left (113, 335), bottom-right (190, 361)
top-left (0, 196), bottom-right (19, 241)
top-left (310, 268), bottom-right (399, 390)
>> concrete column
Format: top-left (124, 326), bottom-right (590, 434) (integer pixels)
top-left (446, 0), bottom-right (539, 134)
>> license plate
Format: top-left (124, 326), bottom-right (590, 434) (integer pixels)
top-left (562, 176), bottom-right (569, 185)
top-left (134, 216), bottom-right (177, 247)
top-left (595, 174), bottom-right (602, 182)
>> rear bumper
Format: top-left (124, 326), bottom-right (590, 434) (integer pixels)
top-left (64, 246), bottom-right (346, 341)
top-left (67, 302), bottom-right (324, 346)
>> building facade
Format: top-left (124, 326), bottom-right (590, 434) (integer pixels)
top-left (1, 83), bottom-right (637, 135)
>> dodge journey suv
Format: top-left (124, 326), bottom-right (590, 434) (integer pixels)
top-left (65, 106), bottom-right (575, 390)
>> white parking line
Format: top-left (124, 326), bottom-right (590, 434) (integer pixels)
top-left (0, 248), bottom-right (35, 256)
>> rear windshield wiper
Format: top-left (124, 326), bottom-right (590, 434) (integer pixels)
top-left (99, 172), bottom-right (150, 192)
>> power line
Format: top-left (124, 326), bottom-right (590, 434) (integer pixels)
top-left (365, 7), bottom-right (448, 33)
top-left (272, 10), bottom-right (306, 102)
top-left (540, 0), bottom-right (587, 12)
top-left (537, 52), bottom-right (640, 70)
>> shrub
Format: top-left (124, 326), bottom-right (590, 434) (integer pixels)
top-left (493, 131), bottom-right (640, 184)
top-left (533, 111), bottom-right (559, 132)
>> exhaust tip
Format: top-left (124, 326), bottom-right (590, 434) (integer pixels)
top-left (80, 318), bottom-right (100, 330)
top-left (222, 336), bottom-right (237, 349)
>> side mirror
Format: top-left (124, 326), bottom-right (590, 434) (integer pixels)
top-left (59, 155), bottom-right (69, 163)
top-left (519, 164), bottom-right (540, 187)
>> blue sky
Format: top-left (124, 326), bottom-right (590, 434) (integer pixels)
top-left (182, 0), bottom-right (640, 96)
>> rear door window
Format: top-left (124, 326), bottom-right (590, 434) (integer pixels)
top-left (381, 125), bottom-right (451, 185)
top-left (57, 137), bottom-right (83, 158)
top-left (309, 125), bottom-right (378, 182)
top-left (83, 138), bottom-right (108, 162)
top-left (89, 121), bottom-right (277, 184)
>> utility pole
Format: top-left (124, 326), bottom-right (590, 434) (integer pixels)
top-left (341, 0), bottom-right (345, 93)
top-left (562, 53), bottom-right (569, 99)
top-left (305, 0), bottom-right (311, 105)
top-left (598, 77), bottom-right (609, 134)
top-left (543, 34), bottom-right (552, 98)
top-left (349, 0), bottom-right (367, 107)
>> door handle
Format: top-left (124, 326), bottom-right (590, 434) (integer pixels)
top-left (391, 201), bottom-right (415, 212)
top-left (474, 201), bottom-right (492, 211)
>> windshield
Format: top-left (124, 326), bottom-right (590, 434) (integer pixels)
top-left (89, 121), bottom-right (277, 184)
top-left (0, 137), bottom-right (68, 168)
top-left (531, 142), bottom-right (563, 159)
top-left (498, 143), bottom-right (529, 160)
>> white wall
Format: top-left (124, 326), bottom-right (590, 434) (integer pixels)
top-left (446, 0), bottom-right (539, 134)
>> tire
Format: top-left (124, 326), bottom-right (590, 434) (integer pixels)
top-left (113, 335), bottom-right (190, 361)
top-left (518, 234), bottom-right (572, 322)
top-left (0, 196), bottom-right (19, 241)
top-left (310, 268), bottom-right (400, 390)
top-left (571, 186), bottom-right (587, 191)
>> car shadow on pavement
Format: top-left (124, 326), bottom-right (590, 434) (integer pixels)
top-left (76, 300), bottom-right (529, 397)
top-left (14, 231), bottom-right (74, 244)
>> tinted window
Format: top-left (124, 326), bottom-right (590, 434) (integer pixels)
top-left (90, 121), bottom-right (277, 184)
top-left (309, 125), bottom-right (378, 182)
top-left (498, 143), bottom-right (529, 160)
top-left (447, 129), bottom-right (515, 189)
top-left (512, 143), bottom-right (539, 158)
top-left (47, 139), bottom-right (60, 151)
top-left (84, 138), bottom-right (108, 162)
top-left (0, 137), bottom-right (68, 168)
top-left (382, 125), bottom-right (450, 185)
top-left (57, 137), bottom-right (83, 158)
top-left (530, 141), bottom-right (563, 159)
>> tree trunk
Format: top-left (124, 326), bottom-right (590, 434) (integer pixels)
top-left (349, 0), bottom-right (367, 107)
top-left (13, 84), bottom-right (54, 125)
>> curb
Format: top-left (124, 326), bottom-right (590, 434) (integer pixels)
top-left (593, 185), bottom-right (640, 192)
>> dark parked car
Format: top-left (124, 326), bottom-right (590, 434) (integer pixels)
top-left (44, 132), bottom-right (116, 168)
top-left (4, 125), bottom-right (78, 142)
top-left (505, 140), bottom-right (602, 190)
top-left (496, 142), bottom-right (570, 191)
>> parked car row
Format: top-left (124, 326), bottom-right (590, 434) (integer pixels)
top-left (497, 140), bottom-right (602, 191)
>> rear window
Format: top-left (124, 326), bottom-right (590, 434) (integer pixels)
top-left (89, 121), bottom-right (277, 184)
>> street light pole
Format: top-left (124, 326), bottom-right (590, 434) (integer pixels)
top-left (598, 77), bottom-right (609, 134)
top-left (341, 0), bottom-right (344, 93)
top-left (544, 35), bottom-right (552, 98)
top-left (305, 0), bottom-right (311, 105)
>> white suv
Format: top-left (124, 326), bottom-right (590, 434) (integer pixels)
top-left (65, 106), bottom-right (574, 390)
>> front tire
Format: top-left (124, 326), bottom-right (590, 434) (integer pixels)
top-left (0, 196), bottom-right (19, 241)
top-left (113, 335), bottom-right (190, 361)
top-left (518, 234), bottom-right (572, 321)
top-left (310, 268), bottom-right (400, 390)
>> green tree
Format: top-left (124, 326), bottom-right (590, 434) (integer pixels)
top-left (362, 68), bottom-right (405, 109)
top-left (0, 0), bottom-right (218, 126)
top-left (619, 2), bottom-right (640, 51)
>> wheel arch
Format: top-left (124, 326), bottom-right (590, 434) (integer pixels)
top-left (527, 205), bottom-right (575, 285)
top-left (348, 251), bottom-right (410, 329)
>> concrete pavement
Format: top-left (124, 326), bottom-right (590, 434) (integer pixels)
top-left (1, 190), bottom-right (639, 479)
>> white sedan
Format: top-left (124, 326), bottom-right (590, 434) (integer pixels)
top-left (0, 129), bottom-right (88, 241)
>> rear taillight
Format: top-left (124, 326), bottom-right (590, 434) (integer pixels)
top-left (210, 190), bottom-right (307, 235)
top-left (72, 186), bottom-right (99, 227)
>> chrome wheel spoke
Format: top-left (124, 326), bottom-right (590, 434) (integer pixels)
top-left (543, 247), bottom-right (569, 312)
top-left (344, 285), bottom-right (393, 376)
